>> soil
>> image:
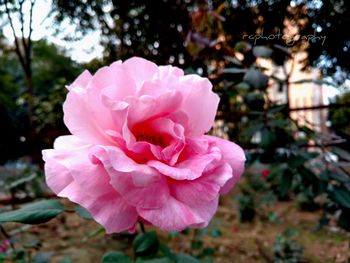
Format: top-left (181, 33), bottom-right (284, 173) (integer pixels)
top-left (2, 193), bottom-right (349, 263)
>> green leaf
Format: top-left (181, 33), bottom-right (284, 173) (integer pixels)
top-left (243, 68), bottom-right (268, 90)
top-left (0, 200), bottom-right (64, 224)
top-left (101, 251), bottom-right (132, 263)
top-left (235, 82), bottom-right (250, 90)
top-left (75, 205), bottom-right (93, 220)
top-left (268, 212), bottom-right (281, 224)
top-left (245, 92), bottom-right (265, 110)
top-left (176, 254), bottom-right (200, 263)
top-left (234, 41), bottom-right (252, 52)
top-left (6, 173), bottom-right (37, 190)
top-left (159, 244), bottom-right (176, 260)
top-left (210, 228), bottom-right (222, 238)
top-left (330, 171), bottom-right (350, 184)
top-left (201, 247), bottom-right (215, 257)
top-left (180, 228), bottom-right (190, 235)
top-left (338, 209), bottom-right (350, 231)
top-left (133, 231), bottom-right (159, 256)
top-left (136, 258), bottom-right (171, 263)
top-left (269, 119), bottom-right (290, 129)
top-left (260, 129), bottom-right (277, 150)
top-left (191, 240), bottom-right (203, 250)
top-left (332, 147), bottom-right (350, 161)
top-left (222, 68), bottom-right (247, 74)
top-left (288, 155), bottom-right (307, 168)
top-left (279, 170), bottom-right (293, 197)
top-left (82, 227), bottom-right (105, 242)
top-left (315, 214), bottom-right (330, 231)
top-left (253, 46), bottom-right (273, 58)
top-left (330, 186), bottom-right (350, 209)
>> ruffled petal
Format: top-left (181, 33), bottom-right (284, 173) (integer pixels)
top-left (42, 136), bottom-right (138, 233)
top-left (67, 70), bottom-right (92, 91)
top-left (179, 75), bottom-right (220, 136)
top-left (204, 135), bottom-right (246, 194)
top-left (137, 196), bottom-right (204, 231)
top-left (90, 145), bottom-right (169, 209)
top-left (123, 57), bottom-right (158, 89)
top-left (138, 65), bottom-right (184, 96)
top-left (186, 197), bottom-right (219, 229)
top-left (63, 80), bottom-right (117, 145)
top-left (168, 163), bottom-right (232, 206)
top-left (148, 145), bottom-right (222, 180)
top-left (88, 61), bottom-right (136, 100)
top-left (126, 90), bottom-right (183, 126)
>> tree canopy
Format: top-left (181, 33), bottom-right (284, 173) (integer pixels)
top-left (51, 0), bottom-right (350, 78)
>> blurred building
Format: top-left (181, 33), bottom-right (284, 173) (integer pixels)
top-left (260, 52), bottom-right (328, 133)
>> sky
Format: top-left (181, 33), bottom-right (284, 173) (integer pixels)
top-left (2, 0), bottom-right (103, 63)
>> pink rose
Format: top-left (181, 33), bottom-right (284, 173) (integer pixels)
top-left (42, 57), bottom-right (245, 233)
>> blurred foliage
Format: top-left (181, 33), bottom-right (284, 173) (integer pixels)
top-left (329, 91), bottom-right (350, 141)
top-left (273, 229), bottom-right (304, 263)
top-left (0, 40), bottom-right (81, 163)
top-left (0, 50), bottom-right (24, 162)
top-left (100, 228), bottom-right (220, 263)
top-left (0, 160), bottom-right (46, 201)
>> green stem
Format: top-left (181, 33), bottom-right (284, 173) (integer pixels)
top-left (139, 221), bottom-right (146, 233)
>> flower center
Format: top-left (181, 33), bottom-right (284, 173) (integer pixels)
top-left (132, 121), bottom-right (170, 148)
top-left (135, 132), bottom-right (167, 147)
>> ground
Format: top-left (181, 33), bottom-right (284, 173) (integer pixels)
top-left (2, 191), bottom-right (349, 263)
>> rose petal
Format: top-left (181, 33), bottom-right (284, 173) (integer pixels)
top-left (138, 65), bottom-right (184, 96)
top-left (91, 145), bottom-right (169, 209)
top-left (169, 163), bottom-right (232, 206)
top-left (158, 65), bottom-right (184, 78)
top-left (60, 182), bottom-right (138, 233)
top-left (123, 57), bottom-right (158, 89)
top-left (204, 135), bottom-right (246, 194)
top-left (67, 70), bottom-right (92, 91)
top-left (148, 118), bottom-right (185, 165)
top-left (179, 75), bottom-right (220, 136)
top-left (137, 196), bottom-right (203, 231)
top-left (126, 90), bottom-right (183, 126)
top-left (89, 61), bottom-right (136, 100)
top-left (148, 145), bottom-right (222, 180)
top-left (42, 136), bottom-right (138, 233)
top-left (186, 197), bottom-right (219, 229)
top-left (63, 81), bottom-right (117, 145)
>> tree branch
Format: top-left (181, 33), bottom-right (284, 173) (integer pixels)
top-left (27, 0), bottom-right (35, 57)
top-left (4, 0), bottom-right (26, 70)
top-left (19, 0), bottom-right (28, 53)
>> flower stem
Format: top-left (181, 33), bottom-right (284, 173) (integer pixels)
top-left (139, 221), bottom-right (146, 233)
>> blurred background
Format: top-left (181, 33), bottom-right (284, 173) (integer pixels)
top-left (0, 0), bottom-right (350, 262)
